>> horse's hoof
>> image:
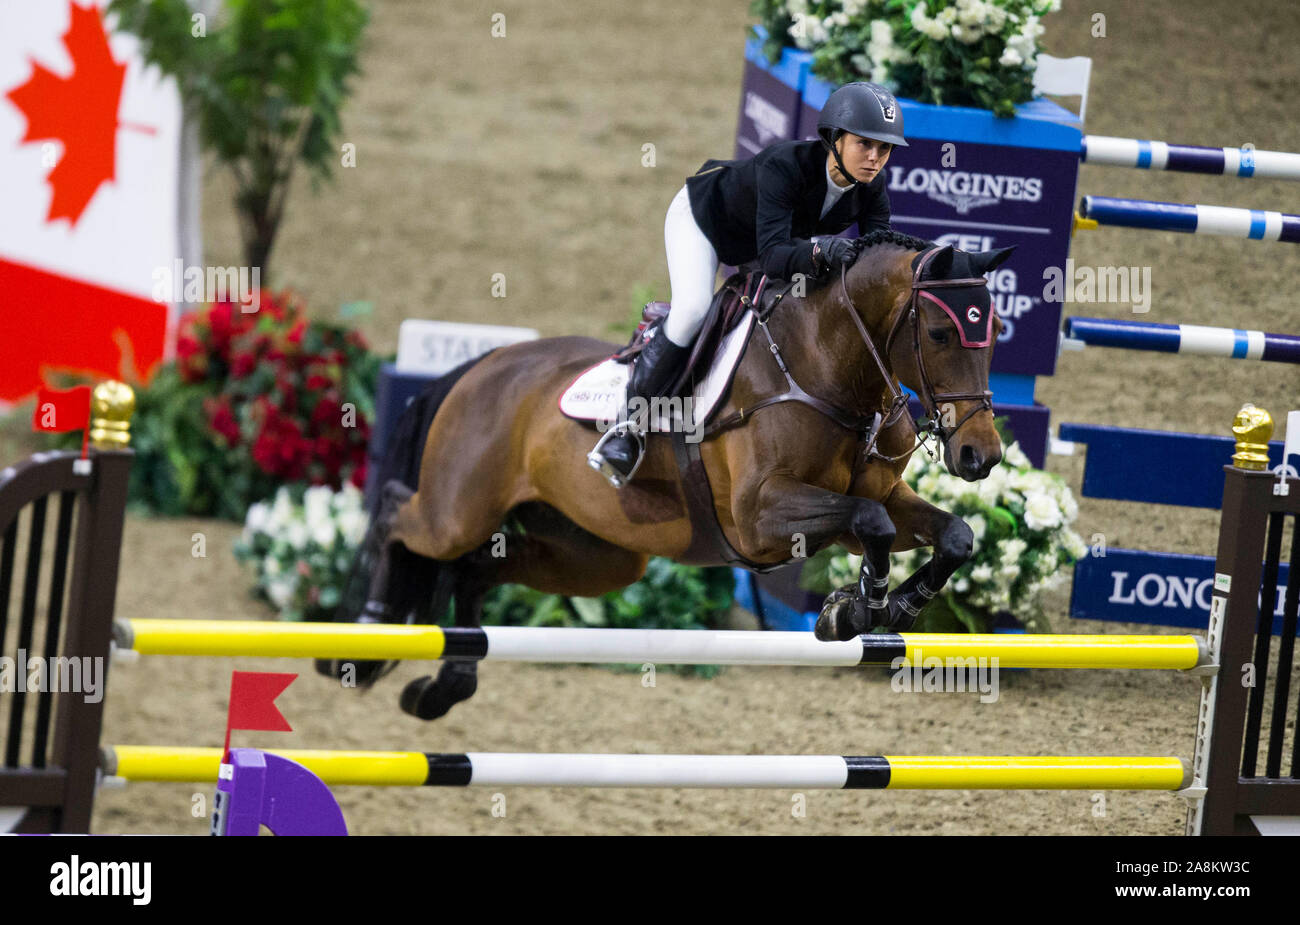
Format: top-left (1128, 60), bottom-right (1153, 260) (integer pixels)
top-left (816, 591), bottom-right (865, 642)
top-left (399, 664), bottom-right (478, 720)
top-left (885, 595), bottom-right (920, 632)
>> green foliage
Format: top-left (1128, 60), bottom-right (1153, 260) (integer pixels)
top-left (480, 558), bottom-right (736, 677)
top-left (108, 0), bottom-right (369, 273)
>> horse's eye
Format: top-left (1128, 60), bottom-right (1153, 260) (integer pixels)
top-left (928, 328), bottom-right (950, 345)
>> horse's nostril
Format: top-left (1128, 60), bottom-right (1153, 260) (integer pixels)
top-left (961, 444), bottom-right (982, 475)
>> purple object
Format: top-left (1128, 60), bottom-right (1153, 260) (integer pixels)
top-left (212, 748), bottom-right (348, 836)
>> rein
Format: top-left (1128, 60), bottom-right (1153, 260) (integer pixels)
top-left (707, 246), bottom-right (993, 469)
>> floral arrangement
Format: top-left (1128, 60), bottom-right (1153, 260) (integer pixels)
top-left (801, 439), bottom-right (1087, 632)
top-left (750, 0), bottom-right (1061, 116)
top-left (235, 484), bottom-right (369, 621)
top-left (119, 291), bottom-right (381, 520)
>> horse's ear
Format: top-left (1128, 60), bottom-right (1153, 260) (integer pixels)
top-left (920, 244), bottom-right (956, 279)
top-left (969, 246), bottom-right (1016, 275)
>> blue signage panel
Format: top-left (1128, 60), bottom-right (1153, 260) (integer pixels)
top-left (734, 36), bottom-right (809, 159)
top-left (1072, 547), bottom-right (1294, 633)
top-left (1058, 422), bottom-right (1287, 509)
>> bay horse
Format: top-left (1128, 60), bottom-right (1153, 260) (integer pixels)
top-left (323, 231), bottom-right (1014, 719)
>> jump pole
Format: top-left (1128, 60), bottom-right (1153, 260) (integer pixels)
top-left (112, 619), bottom-right (1208, 670)
top-left (1063, 317), bottom-right (1300, 365)
top-left (1077, 195), bottom-right (1300, 243)
top-left (1081, 135), bottom-right (1300, 181)
top-left (101, 746), bottom-right (1190, 791)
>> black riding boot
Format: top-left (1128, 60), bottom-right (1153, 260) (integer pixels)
top-left (587, 327), bottom-right (691, 488)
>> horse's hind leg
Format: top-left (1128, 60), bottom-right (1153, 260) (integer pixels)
top-left (399, 506), bottom-right (649, 721)
top-left (399, 563), bottom-right (485, 720)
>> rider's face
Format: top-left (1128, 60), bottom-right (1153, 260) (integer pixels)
top-left (832, 134), bottom-right (893, 184)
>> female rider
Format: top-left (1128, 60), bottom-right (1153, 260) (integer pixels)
top-left (589, 81), bottom-right (908, 488)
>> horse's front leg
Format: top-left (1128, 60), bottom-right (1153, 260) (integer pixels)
top-left (738, 476), bottom-right (897, 641)
top-left (879, 480), bottom-right (975, 630)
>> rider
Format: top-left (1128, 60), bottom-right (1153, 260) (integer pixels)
top-left (588, 81), bottom-right (908, 488)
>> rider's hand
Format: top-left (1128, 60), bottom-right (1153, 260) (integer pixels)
top-left (812, 236), bottom-right (860, 273)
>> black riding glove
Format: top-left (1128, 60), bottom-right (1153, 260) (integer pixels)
top-left (812, 236), bottom-right (859, 274)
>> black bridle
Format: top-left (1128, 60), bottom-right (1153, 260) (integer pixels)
top-left (704, 246), bottom-right (995, 470)
top-left (836, 246), bottom-right (994, 465)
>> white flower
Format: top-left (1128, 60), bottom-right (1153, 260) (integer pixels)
top-left (842, 0), bottom-right (868, 16)
top-left (338, 508), bottom-right (369, 548)
top-left (303, 485), bottom-right (333, 528)
top-left (971, 564), bottom-right (994, 583)
top-left (976, 465), bottom-right (1009, 504)
top-left (310, 519), bottom-right (337, 549)
top-left (785, 0), bottom-right (808, 16)
top-left (998, 46), bottom-right (1022, 67)
top-left (1003, 441), bottom-right (1030, 469)
top-left (1024, 492), bottom-right (1063, 531)
top-left (953, 578), bottom-right (969, 592)
top-left (1000, 537), bottom-right (1028, 562)
top-left (245, 501), bottom-right (269, 535)
top-left (264, 557), bottom-right (282, 577)
top-left (957, 0), bottom-right (986, 27)
top-left (268, 487), bottom-right (294, 531)
top-left (266, 576), bottom-right (297, 609)
top-left (966, 512), bottom-right (987, 543)
top-left (938, 6), bottom-right (957, 25)
top-left (827, 11), bottom-right (850, 28)
top-left (870, 64), bottom-right (890, 84)
top-left (285, 520), bottom-right (309, 551)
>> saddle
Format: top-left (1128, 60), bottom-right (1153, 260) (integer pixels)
top-left (614, 270), bottom-right (798, 396)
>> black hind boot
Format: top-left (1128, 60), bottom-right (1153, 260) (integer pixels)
top-left (587, 327), bottom-right (690, 488)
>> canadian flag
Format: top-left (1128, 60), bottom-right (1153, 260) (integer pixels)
top-left (0, 0), bottom-right (183, 405)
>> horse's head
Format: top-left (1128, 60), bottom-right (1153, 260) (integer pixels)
top-left (853, 239), bottom-right (1014, 481)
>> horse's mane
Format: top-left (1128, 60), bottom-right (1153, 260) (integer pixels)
top-left (853, 229), bottom-right (934, 253)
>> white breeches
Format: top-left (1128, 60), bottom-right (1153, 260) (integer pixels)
top-left (662, 185), bottom-right (720, 347)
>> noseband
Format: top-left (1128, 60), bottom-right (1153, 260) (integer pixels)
top-left (837, 246), bottom-right (994, 464)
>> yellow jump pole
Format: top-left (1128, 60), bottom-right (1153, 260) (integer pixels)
top-left (114, 620), bottom-right (1209, 671)
top-left (101, 746), bottom-right (1189, 791)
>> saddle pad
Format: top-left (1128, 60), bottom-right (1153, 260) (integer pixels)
top-left (558, 310), bottom-right (756, 430)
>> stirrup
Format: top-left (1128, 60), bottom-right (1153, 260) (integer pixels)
top-left (586, 422), bottom-right (646, 489)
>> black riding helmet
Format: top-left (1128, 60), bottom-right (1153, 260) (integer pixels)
top-left (817, 81), bottom-right (908, 185)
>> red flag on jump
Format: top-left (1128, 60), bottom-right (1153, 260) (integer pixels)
top-left (31, 384), bottom-right (91, 432)
top-left (223, 670), bottom-right (297, 759)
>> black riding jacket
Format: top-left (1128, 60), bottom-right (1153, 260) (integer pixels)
top-left (684, 139), bottom-right (892, 279)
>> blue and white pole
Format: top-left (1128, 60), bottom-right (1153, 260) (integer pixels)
top-left (1082, 135), bottom-right (1300, 181)
top-left (1079, 195), bottom-right (1300, 243)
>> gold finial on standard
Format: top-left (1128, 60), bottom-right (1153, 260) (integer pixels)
top-left (89, 380), bottom-right (136, 451)
top-left (1231, 403), bottom-right (1272, 470)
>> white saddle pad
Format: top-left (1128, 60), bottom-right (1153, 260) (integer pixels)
top-left (559, 311), bottom-right (756, 430)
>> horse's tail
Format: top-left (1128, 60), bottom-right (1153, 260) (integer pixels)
top-left (319, 354), bottom-right (491, 684)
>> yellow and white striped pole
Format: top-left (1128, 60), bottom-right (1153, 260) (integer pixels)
top-left (101, 746), bottom-right (1190, 791)
top-left (113, 620), bottom-right (1208, 671)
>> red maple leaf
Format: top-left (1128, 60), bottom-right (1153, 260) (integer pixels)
top-left (6, 2), bottom-right (127, 225)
